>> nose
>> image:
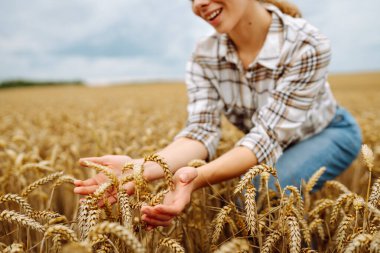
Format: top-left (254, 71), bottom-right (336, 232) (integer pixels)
top-left (193, 0), bottom-right (211, 8)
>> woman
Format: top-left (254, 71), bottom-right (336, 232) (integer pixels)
top-left (74, 0), bottom-right (362, 230)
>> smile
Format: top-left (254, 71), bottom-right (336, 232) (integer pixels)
top-left (207, 8), bottom-right (223, 21)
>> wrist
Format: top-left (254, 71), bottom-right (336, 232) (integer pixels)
top-left (142, 160), bottom-right (162, 182)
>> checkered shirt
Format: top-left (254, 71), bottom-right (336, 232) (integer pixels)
top-left (175, 3), bottom-right (337, 165)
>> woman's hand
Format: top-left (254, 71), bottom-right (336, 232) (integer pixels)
top-left (140, 166), bottom-right (198, 230)
top-left (73, 155), bottom-right (137, 204)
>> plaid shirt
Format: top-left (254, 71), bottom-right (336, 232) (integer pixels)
top-left (175, 3), bottom-right (337, 165)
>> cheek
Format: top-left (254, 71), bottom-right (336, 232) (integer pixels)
top-left (192, 6), bottom-right (201, 17)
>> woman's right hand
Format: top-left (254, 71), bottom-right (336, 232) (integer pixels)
top-left (73, 155), bottom-right (137, 203)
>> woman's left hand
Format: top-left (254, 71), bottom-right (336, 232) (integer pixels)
top-left (140, 166), bottom-right (198, 230)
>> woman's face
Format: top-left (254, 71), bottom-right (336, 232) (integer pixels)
top-left (191, 0), bottom-right (252, 34)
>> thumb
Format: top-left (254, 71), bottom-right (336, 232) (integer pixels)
top-left (179, 168), bottom-right (198, 183)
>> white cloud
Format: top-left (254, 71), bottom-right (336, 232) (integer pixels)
top-left (0, 0), bottom-right (379, 82)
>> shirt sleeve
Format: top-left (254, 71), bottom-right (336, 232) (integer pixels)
top-left (235, 40), bottom-right (332, 165)
top-left (174, 57), bottom-right (223, 160)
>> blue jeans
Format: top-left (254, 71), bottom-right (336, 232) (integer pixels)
top-left (263, 106), bottom-right (362, 192)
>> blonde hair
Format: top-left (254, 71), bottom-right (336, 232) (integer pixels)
top-left (261, 0), bottom-right (302, 18)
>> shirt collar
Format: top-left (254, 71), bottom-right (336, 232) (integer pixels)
top-left (217, 3), bottom-right (283, 70)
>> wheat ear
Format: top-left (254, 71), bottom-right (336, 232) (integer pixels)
top-left (304, 167), bottom-right (326, 211)
top-left (286, 216), bottom-right (301, 253)
top-left (144, 154), bottom-right (174, 190)
top-left (262, 229), bottom-right (282, 253)
top-left (2, 243), bottom-right (24, 253)
top-left (0, 210), bottom-right (45, 232)
top-left (211, 205), bottom-right (233, 245)
top-left (21, 171), bottom-right (63, 197)
top-left (157, 238), bottom-right (185, 253)
top-left (44, 224), bottom-right (79, 242)
top-left (369, 178), bottom-right (380, 207)
top-left (87, 221), bottom-right (145, 253)
top-left (0, 193), bottom-right (33, 216)
top-left (245, 184), bottom-right (257, 237)
top-left (234, 164), bottom-right (277, 194)
top-left (335, 215), bottom-right (354, 253)
top-left (344, 233), bottom-right (373, 253)
top-left (80, 161), bottom-right (119, 188)
top-left (214, 238), bottom-right (250, 253)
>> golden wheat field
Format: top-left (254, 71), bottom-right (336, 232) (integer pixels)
top-left (0, 72), bottom-right (379, 253)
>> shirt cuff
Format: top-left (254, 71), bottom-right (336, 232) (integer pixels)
top-left (174, 126), bottom-right (220, 161)
top-left (235, 126), bottom-right (283, 166)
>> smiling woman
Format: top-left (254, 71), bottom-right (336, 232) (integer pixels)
top-left (74, 0), bottom-right (362, 233)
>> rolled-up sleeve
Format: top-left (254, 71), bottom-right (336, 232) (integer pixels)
top-left (236, 41), bottom-right (332, 165)
top-left (174, 57), bottom-right (223, 160)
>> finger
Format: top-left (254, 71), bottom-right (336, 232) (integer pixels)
top-left (122, 182), bottom-right (135, 196)
top-left (79, 157), bottom-right (107, 166)
top-left (146, 225), bottom-right (156, 231)
top-left (76, 178), bottom-right (98, 187)
top-left (142, 214), bottom-right (172, 227)
top-left (179, 168), bottom-right (198, 184)
top-left (74, 185), bottom-right (99, 195)
top-left (97, 194), bottom-right (117, 208)
top-left (141, 206), bottom-right (173, 221)
top-left (153, 204), bottom-right (182, 216)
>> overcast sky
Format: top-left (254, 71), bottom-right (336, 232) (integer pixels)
top-left (0, 0), bottom-right (379, 84)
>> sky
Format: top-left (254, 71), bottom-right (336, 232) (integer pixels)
top-left (0, 0), bottom-right (379, 85)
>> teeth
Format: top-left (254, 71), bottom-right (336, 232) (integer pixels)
top-left (207, 9), bottom-right (222, 21)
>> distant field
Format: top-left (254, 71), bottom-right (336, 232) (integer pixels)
top-left (0, 72), bottom-right (379, 252)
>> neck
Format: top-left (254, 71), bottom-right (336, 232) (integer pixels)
top-left (228, 2), bottom-right (272, 56)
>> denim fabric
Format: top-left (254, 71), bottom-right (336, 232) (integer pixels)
top-left (257, 106), bottom-right (362, 192)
